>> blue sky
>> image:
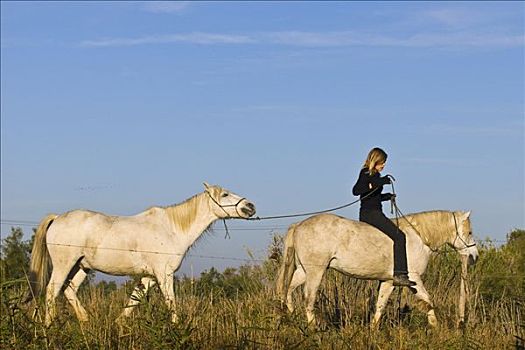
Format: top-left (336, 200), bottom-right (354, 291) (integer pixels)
top-left (1, 1), bottom-right (523, 276)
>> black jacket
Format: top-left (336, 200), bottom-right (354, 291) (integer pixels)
top-left (352, 168), bottom-right (393, 211)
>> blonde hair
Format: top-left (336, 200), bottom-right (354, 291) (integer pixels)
top-left (165, 185), bottom-right (224, 233)
top-left (165, 193), bottom-right (205, 233)
top-left (363, 147), bottom-right (388, 175)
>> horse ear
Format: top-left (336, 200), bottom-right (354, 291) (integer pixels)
top-left (459, 210), bottom-right (471, 220)
top-left (203, 182), bottom-right (210, 190)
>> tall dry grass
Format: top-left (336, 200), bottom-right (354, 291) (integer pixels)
top-left (1, 240), bottom-right (523, 349)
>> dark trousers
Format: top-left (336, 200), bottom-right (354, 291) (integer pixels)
top-left (359, 209), bottom-right (408, 275)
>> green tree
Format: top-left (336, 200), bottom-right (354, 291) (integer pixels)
top-left (195, 267), bottom-right (224, 296)
top-left (96, 280), bottom-right (118, 296)
top-left (0, 227), bottom-right (33, 282)
top-left (507, 228), bottom-right (525, 263)
top-left (506, 228), bottom-right (525, 288)
top-left (476, 228), bottom-right (525, 301)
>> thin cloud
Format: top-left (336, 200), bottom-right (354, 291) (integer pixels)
top-left (264, 31), bottom-right (364, 47)
top-left (264, 31), bottom-right (524, 48)
top-left (142, 2), bottom-right (190, 14)
top-left (422, 8), bottom-right (481, 28)
top-left (80, 30), bottom-right (524, 48)
top-left (420, 7), bottom-right (521, 30)
top-left (80, 32), bottom-right (255, 48)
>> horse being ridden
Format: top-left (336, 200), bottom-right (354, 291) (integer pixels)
top-left (27, 183), bottom-right (256, 326)
top-left (276, 210), bottom-right (478, 327)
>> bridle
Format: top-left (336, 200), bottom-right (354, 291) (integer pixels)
top-left (451, 212), bottom-right (477, 251)
top-left (389, 177), bottom-right (476, 253)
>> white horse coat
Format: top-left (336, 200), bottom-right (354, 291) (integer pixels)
top-left (28, 183), bottom-right (256, 325)
top-left (276, 210), bottom-right (478, 327)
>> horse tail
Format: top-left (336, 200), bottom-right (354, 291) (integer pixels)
top-left (276, 223), bottom-right (298, 302)
top-left (26, 214), bottom-right (58, 302)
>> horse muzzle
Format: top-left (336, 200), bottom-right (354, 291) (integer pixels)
top-left (241, 202), bottom-right (256, 217)
top-left (468, 254), bottom-right (477, 266)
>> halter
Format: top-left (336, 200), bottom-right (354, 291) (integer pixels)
top-left (205, 190), bottom-right (246, 218)
top-left (451, 212), bottom-right (477, 251)
top-left (205, 190), bottom-right (246, 239)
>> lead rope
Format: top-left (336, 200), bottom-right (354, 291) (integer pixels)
top-left (246, 186), bottom-right (380, 221)
top-left (223, 219), bottom-right (230, 239)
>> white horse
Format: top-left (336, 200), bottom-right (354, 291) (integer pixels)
top-left (27, 183), bottom-right (256, 326)
top-left (276, 210), bottom-right (478, 327)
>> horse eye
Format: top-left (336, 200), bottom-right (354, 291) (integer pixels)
top-left (221, 193), bottom-right (229, 198)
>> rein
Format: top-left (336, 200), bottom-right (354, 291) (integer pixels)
top-left (389, 185), bottom-right (476, 252)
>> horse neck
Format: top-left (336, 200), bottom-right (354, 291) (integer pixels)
top-left (164, 192), bottom-right (218, 242)
top-left (407, 211), bottom-right (456, 250)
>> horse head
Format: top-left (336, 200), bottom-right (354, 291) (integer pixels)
top-left (203, 182), bottom-right (256, 219)
top-left (450, 211), bottom-right (478, 265)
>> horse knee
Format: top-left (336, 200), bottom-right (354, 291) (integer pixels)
top-left (370, 316), bottom-right (380, 329)
top-left (45, 303), bottom-right (57, 327)
top-left (414, 298), bottom-right (437, 327)
top-left (286, 301), bottom-right (295, 313)
top-left (427, 309), bottom-right (438, 327)
top-left (306, 308), bottom-right (316, 325)
top-left (64, 294), bottom-right (88, 321)
top-left (415, 299), bottom-right (434, 313)
top-left (285, 289), bottom-right (296, 313)
top-left (77, 312), bottom-right (89, 322)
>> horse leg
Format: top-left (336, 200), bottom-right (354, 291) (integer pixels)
top-left (45, 264), bottom-right (75, 326)
top-left (63, 268), bottom-right (89, 322)
top-left (399, 287), bottom-right (412, 317)
top-left (286, 267), bottom-right (306, 313)
top-left (409, 276), bottom-right (437, 327)
top-left (118, 276), bottom-right (157, 320)
top-left (303, 266), bottom-right (326, 326)
top-left (156, 272), bottom-right (178, 323)
top-left (371, 281), bottom-right (395, 328)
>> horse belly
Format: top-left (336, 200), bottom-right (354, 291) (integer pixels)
top-left (82, 249), bottom-right (154, 276)
top-left (82, 231), bottom-right (174, 276)
top-left (330, 248), bottom-right (393, 279)
top-left (330, 232), bottom-right (394, 279)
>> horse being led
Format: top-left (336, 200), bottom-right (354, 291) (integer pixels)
top-left (27, 183), bottom-right (256, 326)
top-left (276, 210), bottom-right (478, 327)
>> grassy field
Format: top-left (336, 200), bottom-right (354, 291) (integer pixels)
top-left (1, 234), bottom-right (524, 349)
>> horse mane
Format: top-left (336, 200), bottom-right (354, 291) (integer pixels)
top-left (163, 186), bottom-right (223, 234)
top-left (396, 210), bottom-right (457, 249)
top-left (164, 193), bottom-right (207, 233)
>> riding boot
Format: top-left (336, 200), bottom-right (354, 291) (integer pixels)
top-left (393, 274), bottom-right (416, 287)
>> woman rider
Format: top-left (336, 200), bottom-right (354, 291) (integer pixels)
top-left (352, 147), bottom-right (416, 287)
